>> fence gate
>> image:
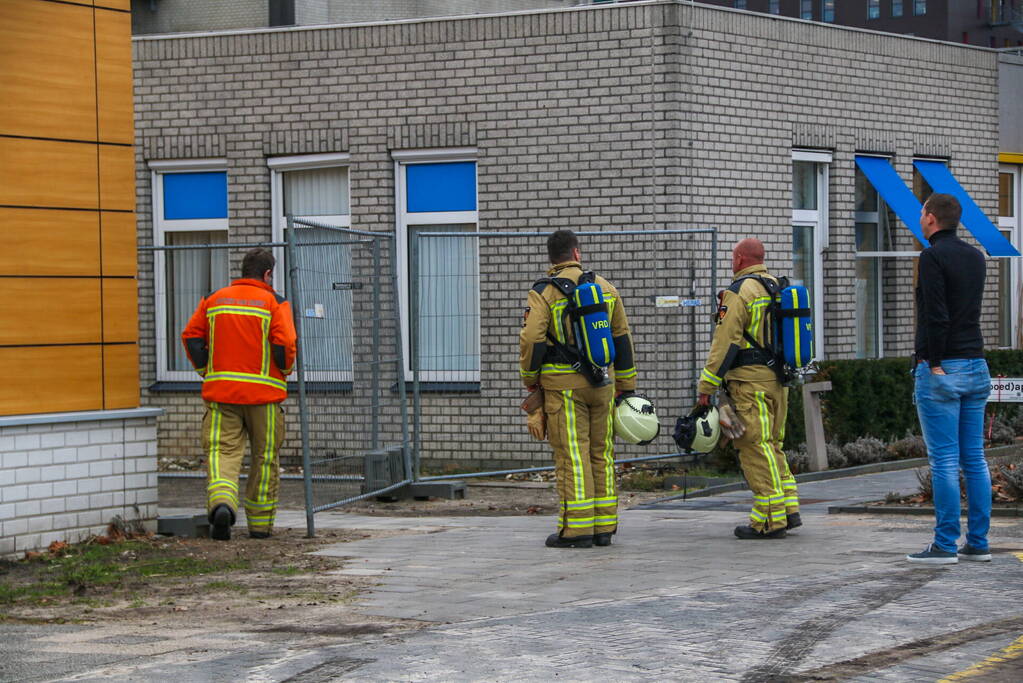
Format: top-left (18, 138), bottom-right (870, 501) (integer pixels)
top-left (288, 219), bottom-right (411, 535)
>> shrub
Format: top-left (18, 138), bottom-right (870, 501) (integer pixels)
top-left (995, 463), bottom-right (1023, 501)
top-left (841, 436), bottom-right (887, 466)
top-left (887, 433), bottom-right (926, 461)
top-left (915, 467), bottom-right (933, 501)
top-left (987, 416), bottom-right (1015, 447)
top-left (814, 358), bottom-right (918, 445)
top-left (786, 444), bottom-right (810, 475)
top-left (1010, 412), bottom-right (1023, 437)
top-left (826, 442), bottom-right (847, 469)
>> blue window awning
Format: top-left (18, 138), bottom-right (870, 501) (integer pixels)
top-left (854, 155), bottom-right (927, 244)
top-left (913, 160), bottom-right (1020, 257)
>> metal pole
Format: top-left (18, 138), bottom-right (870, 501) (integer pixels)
top-left (287, 216), bottom-right (316, 538)
top-left (710, 227), bottom-right (718, 348)
top-left (370, 239), bottom-right (381, 450)
top-left (410, 230), bottom-right (422, 480)
top-left (390, 235), bottom-right (413, 482)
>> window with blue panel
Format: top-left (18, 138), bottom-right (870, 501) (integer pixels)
top-left (406, 162), bottom-right (477, 213)
top-left (163, 171), bottom-right (228, 220)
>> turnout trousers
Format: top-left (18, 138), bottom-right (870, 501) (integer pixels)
top-left (202, 401), bottom-right (285, 535)
top-left (544, 384), bottom-right (617, 539)
top-left (728, 380), bottom-right (799, 533)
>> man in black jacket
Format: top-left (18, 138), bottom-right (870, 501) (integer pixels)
top-left (907, 193), bottom-right (992, 565)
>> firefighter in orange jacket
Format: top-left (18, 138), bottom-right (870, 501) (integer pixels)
top-left (181, 248), bottom-right (298, 541)
top-left (519, 230), bottom-right (637, 548)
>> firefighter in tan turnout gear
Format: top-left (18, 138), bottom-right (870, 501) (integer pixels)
top-left (519, 230), bottom-right (638, 549)
top-left (697, 238), bottom-right (800, 539)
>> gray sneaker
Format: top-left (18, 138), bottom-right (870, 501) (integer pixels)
top-left (906, 543), bottom-right (957, 564)
top-left (958, 544), bottom-right (992, 562)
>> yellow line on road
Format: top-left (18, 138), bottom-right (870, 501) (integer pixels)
top-left (939, 634), bottom-right (1023, 681)
top-left (1014, 551), bottom-right (1023, 563)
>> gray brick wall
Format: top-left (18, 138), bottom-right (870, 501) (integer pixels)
top-left (133, 2), bottom-right (1004, 471)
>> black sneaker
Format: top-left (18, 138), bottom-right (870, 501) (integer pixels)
top-left (594, 532), bottom-right (613, 547)
top-left (958, 544), bottom-right (992, 562)
top-left (734, 525), bottom-right (786, 540)
top-left (906, 543), bottom-right (957, 564)
top-left (210, 504), bottom-right (233, 541)
top-left (249, 531), bottom-right (271, 540)
top-left (545, 533), bottom-right (593, 548)
top-left (786, 513), bottom-right (802, 530)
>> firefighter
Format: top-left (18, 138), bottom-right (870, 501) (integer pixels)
top-left (697, 238), bottom-right (800, 539)
top-left (181, 248), bottom-right (298, 541)
top-left (519, 230), bottom-right (638, 548)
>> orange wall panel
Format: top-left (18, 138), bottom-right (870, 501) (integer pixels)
top-left (96, 2), bottom-right (130, 11)
top-left (99, 144), bottom-right (136, 211)
top-left (1, 346), bottom-right (103, 416)
top-left (1, 208), bottom-right (101, 276)
top-left (96, 9), bottom-right (134, 144)
top-left (103, 343), bottom-right (139, 409)
top-left (0, 278), bottom-right (101, 346)
top-left (102, 278), bottom-right (138, 343)
top-left (101, 211), bottom-right (137, 277)
top-left (0, 0), bottom-right (97, 141)
top-left (0, 138), bottom-right (98, 209)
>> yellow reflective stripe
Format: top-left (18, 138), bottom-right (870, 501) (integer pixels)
top-left (208, 305), bottom-right (272, 320)
top-left (701, 368), bottom-right (722, 387)
top-left (205, 372), bottom-right (287, 391)
top-left (563, 390), bottom-right (585, 501)
top-left (520, 369), bottom-right (539, 377)
top-left (616, 367), bottom-right (637, 379)
top-left (563, 517), bottom-right (596, 527)
top-left (788, 288), bottom-right (800, 365)
top-left (594, 515), bottom-right (617, 523)
top-left (749, 509), bottom-right (767, 522)
top-left (244, 499), bottom-right (277, 509)
top-left (258, 403), bottom-right (274, 503)
top-left (208, 403), bottom-right (222, 480)
top-left (261, 318), bottom-right (270, 376)
top-left (563, 499), bottom-right (595, 510)
top-left (602, 394), bottom-right (615, 496)
top-left (594, 496), bottom-right (618, 505)
top-left (542, 364), bottom-right (577, 375)
top-left (755, 391), bottom-right (783, 492)
top-left (550, 300), bottom-right (568, 343)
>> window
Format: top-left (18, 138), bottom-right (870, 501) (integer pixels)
top-left (769, 0), bottom-right (780, 13)
top-left (854, 164), bottom-right (889, 359)
top-left (868, 0), bottom-right (880, 19)
top-left (734, 0), bottom-right (747, 9)
top-left (914, 0), bottom-right (926, 16)
top-left (892, 0), bottom-right (903, 17)
top-left (801, 0), bottom-right (812, 19)
top-left (822, 0), bottom-right (835, 22)
top-left (990, 0), bottom-right (1011, 23)
top-left (268, 153), bottom-right (352, 381)
top-left (999, 166), bottom-right (1021, 347)
top-left (792, 150), bottom-right (831, 360)
top-left (394, 149), bottom-right (479, 382)
top-left (149, 160), bottom-right (229, 381)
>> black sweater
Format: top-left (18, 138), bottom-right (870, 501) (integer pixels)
top-left (914, 229), bottom-right (986, 368)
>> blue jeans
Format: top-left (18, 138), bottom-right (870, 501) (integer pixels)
top-left (914, 358), bottom-right (992, 553)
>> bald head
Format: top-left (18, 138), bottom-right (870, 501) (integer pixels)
top-left (732, 238), bottom-right (765, 274)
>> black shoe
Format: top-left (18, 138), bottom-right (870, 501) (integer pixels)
top-left (734, 525), bottom-right (786, 540)
top-left (545, 533), bottom-right (593, 548)
top-left (786, 513), bottom-right (802, 530)
top-left (249, 531), bottom-right (271, 539)
top-left (594, 532), bottom-right (613, 547)
top-left (210, 504), bottom-right (233, 541)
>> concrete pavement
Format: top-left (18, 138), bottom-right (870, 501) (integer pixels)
top-left (3, 466), bottom-right (1023, 681)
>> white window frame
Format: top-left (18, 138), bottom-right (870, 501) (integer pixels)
top-left (853, 155), bottom-right (890, 359)
top-left (999, 164), bottom-right (1021, 347)
top-left (393, 148), bottom-right (479, 383)
top-left (149, 159), bottom-right (229, 382)
top-left (792, 149), bottom-right (831, 360)
top-left (268, 152), bottom-right (353, 381)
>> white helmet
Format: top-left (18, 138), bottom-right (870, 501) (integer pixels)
top-left (673, 406), bottom-right (721, 454)
top-left (614, 394), bottom-right (660, 445)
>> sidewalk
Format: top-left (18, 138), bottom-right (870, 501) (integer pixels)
top-left (4, 467), bottom-right (1023, 681)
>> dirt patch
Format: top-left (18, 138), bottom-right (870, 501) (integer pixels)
top-left (0, 527), bottom-right (414, 636)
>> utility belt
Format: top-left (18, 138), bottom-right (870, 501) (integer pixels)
top-left (733, 347), bottom-right (776, 369)
top-left (543, 344), bottom-right (610, 386)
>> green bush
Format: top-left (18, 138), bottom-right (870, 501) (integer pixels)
top-left (814, 358), bottom-right (917, 445)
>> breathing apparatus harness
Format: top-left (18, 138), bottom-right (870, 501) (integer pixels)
top-left (533, 271), bottom-right (615, 387)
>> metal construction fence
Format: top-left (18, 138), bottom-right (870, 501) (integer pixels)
top-left (409, 228), bottom-right (719, 483)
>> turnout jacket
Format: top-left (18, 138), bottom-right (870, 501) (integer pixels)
top-left (519, 261), bottom-right (637, 392)
top-left (698, 263), bottom-right (779, 396)
top-left (181, 278), bottom-right (298, 405)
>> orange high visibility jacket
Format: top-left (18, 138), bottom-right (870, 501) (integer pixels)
top-left (181, 278), bottom-right (298, 405)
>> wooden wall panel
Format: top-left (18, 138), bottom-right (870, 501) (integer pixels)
top-left (96, 2), bottom-right (131, 14)
top-left (101, 211), bottom-right (137, 277)
top-left (102, 278), bottom-right (138, 343)
top-left (103, 343), bottom-right (139, 409)
top-left (99, 144), bottom-right (136, 211)
top-left (1, 346), bottom-right (103, 416)
top-left (95, 9), bottom-right (133, 144)
top-left (0, 0), bottom-right (96, 141)
top-left (0, 278), bottom-right (101, 346)
top-left (0, 138), bottom-right (98, 209)
top-left (2, 208), bottom-right (101, 276)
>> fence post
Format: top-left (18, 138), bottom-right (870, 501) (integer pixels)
top-left (390, 234), bottom-right (413, 482)
top-left (410, 230), bottom-right (422, 480)
top-left (287, 216), bottom-right (316, 538)
top-left (370, 238), bottom-right (381, 450)
top-left (802, 380), bottom-right (832, 472)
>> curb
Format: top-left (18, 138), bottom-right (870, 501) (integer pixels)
top-left (828, 505), bottom-right (1023, 517)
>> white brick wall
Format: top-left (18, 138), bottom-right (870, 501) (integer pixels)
top-left (0, 415), bottom-right (160, 558)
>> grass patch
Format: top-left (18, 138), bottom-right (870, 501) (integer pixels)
top-left (206, 580), bottom-right (247, 593)
top-left (270, 566), bottom-right (303, 577)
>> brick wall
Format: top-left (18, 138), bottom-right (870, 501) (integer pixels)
top-left (0, 415), bottom-right (159, 557)
top-left (133, 2), bottom-right (1003, 471)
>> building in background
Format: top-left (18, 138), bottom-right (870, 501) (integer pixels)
top-left (999, 47), bottom-right (1023, 346)
top-left (0, 0), bottom-right (160, 557)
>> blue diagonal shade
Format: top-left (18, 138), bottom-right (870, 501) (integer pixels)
top-left (913, 160), bottom-right (1020, 257)
top-left (854, 156), bottom-right (927, 244)
top-left (406, 162), bottom-right (477, 213)
top-left (163, 171), bottom-right (228, 220)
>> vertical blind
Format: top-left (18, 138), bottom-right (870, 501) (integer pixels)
top-left (166, 231), bottom-right (228, 371)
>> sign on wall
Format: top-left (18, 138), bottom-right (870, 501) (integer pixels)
top-left (989, 378), bottom-right (1023, 402)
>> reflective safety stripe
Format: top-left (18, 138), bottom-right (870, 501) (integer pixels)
top-left (208, 403), bottom-right (223, 480)
top-left (750, 509), bottom-right (767, 522)
top-left (205, 371), bottom-right (287, 391)
top-left (562, 517), bottom-right (596, 527)
top-left (789, 288), bottom-right (803, 366)
top-left (550, 300), bottom-right (569, 343)
top-left (541, 363), bottom-right (577, 374)
top-left (563, 499), bottom-right (595, 510)
top-left (593, 496), bottom-right (618, 506)
top-left (601, 396), bottom-right (616, 496)
top-left (562, 390), bottom-right (585, 501)
top-left (615, 366), bottom-right (637, 379)
top-left (593, 515), bottom-right (618, 524)
top-left (208, 305), bottom-right (272, 320)
top-left (754, 391), bottom-right (783, 493)
top-left (261, 318), bottom-right (270, 376)
top-left (701, 368), bottom-right (722, 387)
top-left (520, 368), bottom-right (539, 378)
